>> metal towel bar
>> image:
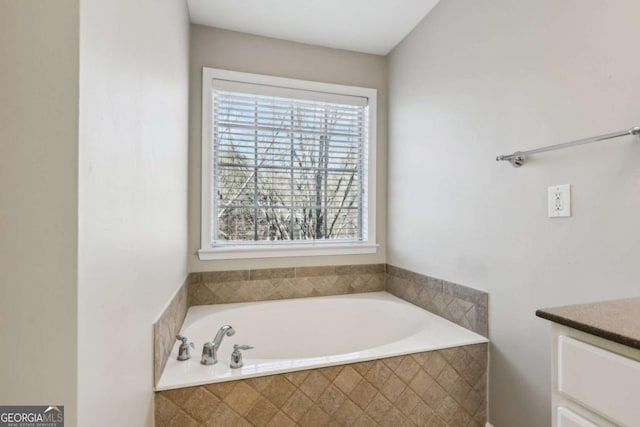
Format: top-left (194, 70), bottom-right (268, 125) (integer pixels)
top-left (496, 126), bottom-right (640, 167)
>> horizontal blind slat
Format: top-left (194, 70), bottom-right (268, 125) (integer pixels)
top-left (213, 84), bottom-right (366, 243)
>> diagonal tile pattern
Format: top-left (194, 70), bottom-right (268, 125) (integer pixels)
top-left (154, 264), bottom-right (489, 387)
top-left (386, 265), bottom-right (488, 337)
top-left (189, 265), bottom-right (385, 306)
top-left (154, 274), bottom-right (194, 385)
top-left (156, 344), bottom-right (487, 427)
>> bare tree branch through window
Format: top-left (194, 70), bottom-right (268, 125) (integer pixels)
top-left (212, 88), bottom-right (367, 244)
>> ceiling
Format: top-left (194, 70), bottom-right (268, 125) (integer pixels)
top-left (186, 0), bottom-right (440, 55)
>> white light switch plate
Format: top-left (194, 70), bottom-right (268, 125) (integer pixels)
top-left (548, 184), bottom-right (571, 217)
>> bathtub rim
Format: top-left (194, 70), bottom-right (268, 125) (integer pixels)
top-left (155, 291), bottom-right (489, 392)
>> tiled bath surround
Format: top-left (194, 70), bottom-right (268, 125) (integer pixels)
top-left (189, 264), bottom-right (386, 305)
top-left (386, 265), bottom-right (489, 337)
top-left (153, 263), bottom-right (489, 425)
top-left (156, 344), bottom-right (488, 427)
top-left (154, 275), bottom-right (194, 384)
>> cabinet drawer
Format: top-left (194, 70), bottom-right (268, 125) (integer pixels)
top-left (558, 336), bottom-right (640, 426)
top-left (557, 407), bottom-right (598, 427)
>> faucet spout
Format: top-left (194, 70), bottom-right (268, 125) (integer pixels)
top-left (212, 325), bottom-right (235, 349)
top-left (201, 325), bottom-right (235, 365)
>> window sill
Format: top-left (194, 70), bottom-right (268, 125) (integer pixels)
top-left (197, 243), bottom-right (379, 261)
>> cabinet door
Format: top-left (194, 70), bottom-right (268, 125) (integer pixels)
top-left (559, 336), bottom-right (640, 426)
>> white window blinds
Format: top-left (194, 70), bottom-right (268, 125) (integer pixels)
top-left (211, 79), bottom-right (369, 244)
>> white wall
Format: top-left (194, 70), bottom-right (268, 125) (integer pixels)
top-left (77, 0), bottom-right (190, 425)
top-left (0, 1), bottom-right (79, 425)
top-left (189, 26), bottom-right (388, 271)
top-left (387, 1), bottom-right (640, 426)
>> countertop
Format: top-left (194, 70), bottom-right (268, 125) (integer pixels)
top-left (536, 297), bottom-right (640, 350)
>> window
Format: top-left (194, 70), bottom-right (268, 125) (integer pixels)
top-left (199, 68), bottom-right (377, 260)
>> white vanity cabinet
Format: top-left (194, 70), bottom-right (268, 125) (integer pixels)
top-left (550, 323), bottom-right (640, 427)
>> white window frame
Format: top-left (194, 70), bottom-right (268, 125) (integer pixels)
top-left (198, 68), bottom-right (378, 260)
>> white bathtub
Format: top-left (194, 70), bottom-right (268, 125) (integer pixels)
top-left (156, 292), bottom-right (488, 391)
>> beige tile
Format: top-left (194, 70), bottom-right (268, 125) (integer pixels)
top-left (460, 388), bottom-right (483, 416)
top-left (295, 266), bottom-right (337, 277)
top-left (156, 344), bottom-right (488, 427)
top-left (181, 387), bottom-right (219, 423)
top-left (460, 358), bottom-right (483, 388)
top-left (444, 347), bottom-right (474, 378)
top-left (155, 393), bottom-right (179, 425)
top-left (265, 411), bottom-right (296, 427)
top-left (401, 417), bottom-right (418, 427)
top-left (384, 264), bottom-right (489, 336)
top-left (205, 403), bottom-right (250, 427)
top-left (299, 370), bottom-right (330, 400)
top-left (352, 360), bottom-right (375, 376)
top-left (395, 355), bottom-right (421, 383)
top-left (436, 365), bottom-right (472, 404)
top-left (186, 272), bottom-right (200, 285)
top-left (245, 375), bottom-right (273, 393)
top-left (250, 268), bottom-right (295, 280)
top-left (298, 404), bottom-right (331, 427)
top-left (380, 406), bottom-right (407, 427)
top-left (365, 360), bottom-right (393, 389)
top-left (465, 344), bottom-right (488, 366)
top-left (260, 375), bottom-right (296, 408)
top-left (420, 380), bottom-right (449, 411)
top-left (349, 379), bottom-right (377, 410)
top-left (474, 405), bottom-right (488, 425)
top-left (336, 264), bottom-right (384, 275)
top-left (441, 347), bottom-right (462, 365)
top-left (201, 269), bottom-right (250, 284)
top-left (223, 382), bottom-right (260, 415)
top-left (466, 418), bottom-right (485, 427)
top-left (409, 400), bottom-right (436, 426)
top-left (245, 396), bottom-right (278, 427)
top-left (382, 355), bottom-right (404, 372)
top-left (365, 392), bottom-right (393, 423)
top-left (421, 351), bottom-right (448, 379)
top-left (353, 413), bottom-right (377, 427)
top-left (154, 278), bottom-right (189, 385)
top-left (333, 399), bottom-right (362, 426)
top-left (381, 373), bottom-right (407, 403)
top-left (395, 387), bottom-right (422, 415)
top-left (319, 364), bottom-right (343, 381)
top-left (437, 395), bottom-right (471, 426)
top-left (425, 415), bottom-right (448, 427)
top-left (162, 387), bottom-right (195, 406)
top-left (189, 282), bottom-right (217, 306)
top-left (166, 410), bottom-right (198, 427)
top-left (333, 365), bottom-right (362, 394)
top-left (408, 369), bottom-right (435, 397)
top-left (204, 380), bottom-right (237, 401)
top-left (281, 390), bottom-right (313, 422)
top-left (317, 384), bottom-right (347, 415)
top-left (283, 370), bottom-right (310, 387)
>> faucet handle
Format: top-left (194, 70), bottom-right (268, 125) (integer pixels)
top-left (233, 344), bottom-right (254, 351)
top-left (176, 335), bottom-right (195, 349)
top-left (230, 344), bottom-right (253, 369)
top-left (176, 335), bottom-right (195, 361)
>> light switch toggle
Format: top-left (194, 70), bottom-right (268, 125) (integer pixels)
top-left (548, 184), bottom-right (571, 217)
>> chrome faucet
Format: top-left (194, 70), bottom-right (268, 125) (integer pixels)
top-left (176, 335), bottom-right (195, 361)
top-left (201, 325), bottom-right (235, 365)
top-left (230, 344), bottom-right (254, 369)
